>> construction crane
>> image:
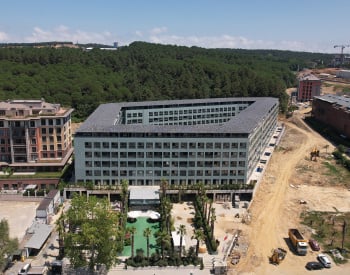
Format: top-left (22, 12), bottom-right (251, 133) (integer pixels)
top-left (334, 45), bottom-right (350, 66)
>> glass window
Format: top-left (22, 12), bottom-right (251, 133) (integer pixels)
top-left (94, 142), bottom-right (101, 148)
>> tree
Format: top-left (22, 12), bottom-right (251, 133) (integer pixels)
top-left (210, 208), bottom-right (216, 239)
top-left (156, 230), bottom-right (171, 260)
top-left (143, 227), bottom-right (152, 259)
top-left (192, 229), bottom-right (205, 257)
top-left (0, 219), bottom-right (18, 272)
top-left (160, 178), bottom-right (168, 199)
top-left (177, 224), bottom-right (186, 258)
top-left (56, 215), bottom-right (65, 259)
top-left (130, 226), bottom-right (137, 259)
top-left (63, 195), bottom-right (122, 271)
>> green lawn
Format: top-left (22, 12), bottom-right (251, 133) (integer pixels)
top-left (122, 217), bottom-right (160, 257)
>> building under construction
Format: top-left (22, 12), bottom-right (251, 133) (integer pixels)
top-left (312, 94), bottom-right (350, 138)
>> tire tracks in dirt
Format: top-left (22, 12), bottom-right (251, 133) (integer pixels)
top-left (234, 114), bottom-right (333, 274)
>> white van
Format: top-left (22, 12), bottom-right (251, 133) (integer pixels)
top-left (18, 263), bottom-right (31, 275)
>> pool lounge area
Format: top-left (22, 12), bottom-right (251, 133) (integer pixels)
top-left (122, 216), bottom-right (160, 257)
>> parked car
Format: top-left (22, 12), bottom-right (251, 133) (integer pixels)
top-left (305, 261), bottom-right (324, 270)
top-left (309, 239), bottom-right (320, 251)
top-left (317, 253), bottom-right (331, 268)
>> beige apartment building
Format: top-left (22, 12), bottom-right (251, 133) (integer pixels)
top-left (0, 99), bottom-right (73, 189)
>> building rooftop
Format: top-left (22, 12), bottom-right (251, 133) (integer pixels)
top-left (0, 99), bottom-right (73, 118)
top-left (314, 94), bottom-right (350, 109)
top-left (129, 186), bottom-right (160, 201)
top-left (299, 74), bottom-right (320, 81)
top-left (76, 97), bottom-right (278, 134)
top-left (24, 222), bottom-right (52, 250)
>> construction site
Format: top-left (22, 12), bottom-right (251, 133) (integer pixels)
top-left (224, 98), bottom-right (350, 274)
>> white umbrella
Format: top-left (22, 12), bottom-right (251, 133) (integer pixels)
top-left (127, 211), bottom-right (140, 219)
top-left (149, 211), bottom-right (160, 220)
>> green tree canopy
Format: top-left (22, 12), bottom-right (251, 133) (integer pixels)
top-left (0, 219), bottom-right (18, 272)
top-left (63, 195), bottom-right (122, 270)
top-left (0, 43), bottom-right (334, 120)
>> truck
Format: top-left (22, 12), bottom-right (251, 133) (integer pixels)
top-left (288, 228), bottom-right (308, 255)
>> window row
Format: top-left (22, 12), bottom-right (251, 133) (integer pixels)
top-left (85, 141), bottom-right (247, 150)
top-left (85, 169), bottom-right (246, 177)
top-left (148, 106), bottom-right (237, 116)
top-left (84, 151), bottom-right (247, 159)
top-left (85, 160), bottom-right (246, 168)
top-left (148, 118), bottom-right (231, 125)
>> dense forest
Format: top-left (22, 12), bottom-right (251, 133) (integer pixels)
top-left (0, 42), bottom-right (333, 121)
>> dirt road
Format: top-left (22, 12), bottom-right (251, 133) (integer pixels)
top-left (231, 111), bottom-right (350, 274)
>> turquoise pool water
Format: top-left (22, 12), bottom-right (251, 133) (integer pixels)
top-left (121, 217), bottom-right (160, 257)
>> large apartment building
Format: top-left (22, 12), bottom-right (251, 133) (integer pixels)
top-left (297, 74), bottom-right (321, 102)
top-left (0, 99), bottom-right (74, 172)
top-left (74, 97), bottom-right (279, 188)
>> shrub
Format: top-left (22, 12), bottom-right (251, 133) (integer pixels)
top-left (157, 259), bottom-right (167, 267)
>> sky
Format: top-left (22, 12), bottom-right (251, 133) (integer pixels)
top-left (0, 0), bottom-right (349, 53)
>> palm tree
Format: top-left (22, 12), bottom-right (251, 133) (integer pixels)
top-left (130, 226), bottom-right (137, 259)
top-left (210, 208), bottom-right (216, 239)
top-left (207, 199), bottom-right (213, 225)
top-left (160, 178), bottom-right (168, 199)
top-left (192, 229), bottom-right (205, 257)
top-left (165, 199), bottom-right (173, 234)
top-left (177, 224), bottom-right (186, 258)
top-left (143, 227), bottom-right (152, 259)
top-left (156, 230), bottom-right (171, 259)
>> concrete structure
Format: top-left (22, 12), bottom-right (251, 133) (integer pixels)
top-left (129, 186), bottom-right (160, 210)
top-left (171, 231), bottom-right (186, 254)
top-left (0, 99), bottom-right (73, 190)
top-left (74, 97), bottom-right (279, 188)
top-left (336, 70), bottom-right (350, 79)
top-left (35, 190), bottom-right (60, 223)
top-left (24, 222), bottom-right (52, 257)
top-left (312, 94), bottom-right (350, 138)
top-left (297, 74), bottom-right (321, 102)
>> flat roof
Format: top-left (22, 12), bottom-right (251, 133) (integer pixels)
top-left (314, 94), bottom-right (350, 109)
top-left (299, 74), bottom-right (320, 81)
top-left (47, 189), bottom-right (59, 199)
top-left (129, 186), bottom-right (160, 201)
top-left (25, 223), bottom-right (52, 250)
top-left (76, 97), bottom-right (278, 134)
top-left (37, 198), bottom-right (51, 211)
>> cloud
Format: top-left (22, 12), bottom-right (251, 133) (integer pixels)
top-left (135, 30), bottom-right (143, 37)
top-left (4, 25), bottom-right (335, 52)
top-left (0, 31), bottom-right (9, 41)
top-left (24, 25), bottom-right (114, 44)
top-left (150, 27), bottom-right (167, 35)
top-left (144, 27), bottom-right (334, 53)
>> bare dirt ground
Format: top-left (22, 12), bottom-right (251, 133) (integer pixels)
top-left (228, 110), bottom-right (350, 275)
top-left (0, 201), bottom-right (39, 240)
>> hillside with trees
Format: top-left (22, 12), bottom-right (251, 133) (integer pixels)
top-left (0, 42), bottom-right (333, 120)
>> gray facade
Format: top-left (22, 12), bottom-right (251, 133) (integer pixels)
top-left (74, 97), bottom-right (279, 187)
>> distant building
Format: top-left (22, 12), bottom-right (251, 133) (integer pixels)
top-left (336, 70), bottom-right (350, 79)
top-left (0, 99), bottom-right (73, 190)
top-left (297, 74), bottom-right (321, 102)
top-left (312, 94), bottom-right (350, 138)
